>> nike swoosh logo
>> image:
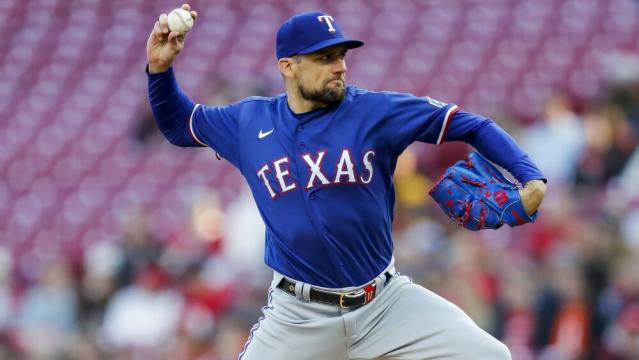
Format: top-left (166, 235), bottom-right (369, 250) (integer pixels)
top-left (258, 128), bottom-right (274, 139)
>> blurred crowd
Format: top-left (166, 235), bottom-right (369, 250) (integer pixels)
top-left (1, 76), bottom-right (638, 360)
top-left (0, 186), bottom-right (269, 360)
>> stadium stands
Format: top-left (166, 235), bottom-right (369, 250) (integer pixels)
top-left (3, 0), bottom-right (637, 267)
top-left (1, 1), bottom-right (639, 357)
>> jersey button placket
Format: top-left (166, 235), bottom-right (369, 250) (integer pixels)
top-left (296, 121), bottom-right (305, 151)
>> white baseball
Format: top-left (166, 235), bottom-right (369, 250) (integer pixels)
top-left (167, 8), bottom-right (193, 35)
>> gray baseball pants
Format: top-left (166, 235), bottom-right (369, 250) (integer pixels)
top-left (238, 267), bottom-right (511, 360)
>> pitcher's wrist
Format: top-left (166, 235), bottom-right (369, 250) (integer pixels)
top-left (148, 61), bottom-right (171, 74)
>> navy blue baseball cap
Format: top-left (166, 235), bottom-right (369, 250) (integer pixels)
top-left (276, 11), bottom-right (364, 59)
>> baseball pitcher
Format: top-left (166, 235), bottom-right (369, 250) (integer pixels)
top-left (146, 4), bottom-right (547, 359)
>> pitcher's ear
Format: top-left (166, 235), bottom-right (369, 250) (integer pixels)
top-left (278, 57), bottom-right (298, 79)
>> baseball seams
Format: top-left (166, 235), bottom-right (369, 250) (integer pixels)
top-left (174, 10), bottom-right (190, 30)
top-left (168, 8), bottom-right (193, 34)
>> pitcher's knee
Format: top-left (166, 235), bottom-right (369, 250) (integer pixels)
top-left (456, 334), bottom-right (510, 360)
top-left (451, 338), bottom-right (510, 359)
top-left (480, 338), bottom-right (511, 360)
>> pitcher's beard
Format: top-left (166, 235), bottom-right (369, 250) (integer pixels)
top-left (298, 82), bottom-right (345, 105)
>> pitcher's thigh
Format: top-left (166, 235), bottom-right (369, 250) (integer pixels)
top-left (352, 277), bottom-right (511, 360)
top-left (239, 290), bottom-right (350, 360)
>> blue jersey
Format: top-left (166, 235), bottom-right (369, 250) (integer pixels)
top-left (188, 87), bottom-right (458, 288)
top-left (148, 68), bottom-right (545, 288)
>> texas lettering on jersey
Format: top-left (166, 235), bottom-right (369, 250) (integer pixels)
top-left (257, 149), bottom-right (376, 198)
top-left (150, 65), bottom-right (543, 288)
top-left (182, 85), bottom-right (461, 287)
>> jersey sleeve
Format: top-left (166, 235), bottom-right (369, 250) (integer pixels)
top-left (190, 102), bottom-right (243, 169)
top-left (445, 110), bottom-right (547, 185)
top-left (382, 91), bottom-right (459, 153)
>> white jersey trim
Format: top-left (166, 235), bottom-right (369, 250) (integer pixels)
top-left (188, 104), bottom-right (208, 147)
top-left (436, 105), bottom-right (459, 145)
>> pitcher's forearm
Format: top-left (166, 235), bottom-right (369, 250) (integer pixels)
top-left (147, 67), bottom-right (199, 147)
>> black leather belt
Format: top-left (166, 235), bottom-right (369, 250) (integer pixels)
top-left (277, 272), bottom-right (393, 309)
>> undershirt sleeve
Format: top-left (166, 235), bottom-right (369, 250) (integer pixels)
top-left (444, 110), bottom-right (546, 185)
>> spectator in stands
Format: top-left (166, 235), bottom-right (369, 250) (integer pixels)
top-left (78, 241), bottom-right (123, 331)
top-left (520, 93), bottom-right (585, 185)
top-left (599, 256), bottom-right (639, 359)
top-left (221, 185), bottom-right (268, 287)
top-left (99, 263), bottom-right (183, 354)
top-left (16, 260), bottom-right (78, 359)
top-left (575, 105), bottom-right (638, 187)
top-left (0, 248), bottom-right (11, 334)
top-left (603, 303), bottom-right (639, 359)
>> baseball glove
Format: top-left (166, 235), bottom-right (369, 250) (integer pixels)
top-left (428, 152), bottom-right (537, 231)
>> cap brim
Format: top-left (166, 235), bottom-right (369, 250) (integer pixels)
top-left (296, 38), bottom-right (364, 55)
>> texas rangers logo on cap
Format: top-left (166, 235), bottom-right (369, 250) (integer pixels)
top-left (317, 15), bottom-right (336, 32)
top-left (276, 11), bottom-right (364, 59)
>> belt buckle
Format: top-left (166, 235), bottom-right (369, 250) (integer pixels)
top-left (339, 289), bottom-right (364, 309)
top-left (339, 283), bottom-right (377, 309)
